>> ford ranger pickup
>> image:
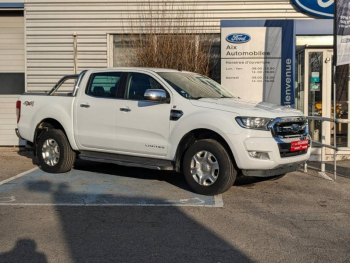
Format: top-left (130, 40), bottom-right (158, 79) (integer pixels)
top-left (16, 68), bottom-right (311, 195)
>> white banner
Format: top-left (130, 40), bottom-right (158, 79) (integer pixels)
top-left (221, 27), bottom-right (282, 104)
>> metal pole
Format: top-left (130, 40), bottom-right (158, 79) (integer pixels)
top-left (333, 0), bottom-right (337, 181)
top-left (333, 65), bottom-right (337, 181)
top-left (304, 162), bottom-right (308, 173)
top-left (73, 32), bottom-right (77, 74)
top-left (321, 144), bottom-right (326, 172)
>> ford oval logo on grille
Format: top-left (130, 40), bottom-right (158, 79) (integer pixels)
top-left (292, 0), bottom-right (334, 18)
top-left (291, 124), bottom-right (302, 133)
top-left (226, 33), bottom-right (251, 44)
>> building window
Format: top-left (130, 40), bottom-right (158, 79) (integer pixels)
top-left (113, 34), bottom-right (220, 82)
top-left (0, 73), bottom-right (25, 95)
top-left (113, 35), bottom-right (139, 67)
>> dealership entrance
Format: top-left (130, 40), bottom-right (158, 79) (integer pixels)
top-left (296, 46), bottom-right (350, 158)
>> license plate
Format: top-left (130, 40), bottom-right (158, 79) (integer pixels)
top-left (290, 139), bottom-right (309, 152)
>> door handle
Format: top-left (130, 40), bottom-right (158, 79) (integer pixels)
top-left (120, 107), bottom-right (131, 112)
top-left (80, 103), bottom-right (90, 108)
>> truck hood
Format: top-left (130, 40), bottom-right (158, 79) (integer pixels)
top-left (189, 98), bottom-right (303, 117)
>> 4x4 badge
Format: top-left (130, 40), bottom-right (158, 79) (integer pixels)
top-left (23, 101), bottom-right (34, 106)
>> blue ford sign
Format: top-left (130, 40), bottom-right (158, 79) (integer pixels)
top-left (293, 0), bottom-right (334, 18)
top-left (225, 33), bottom-right (251, 44)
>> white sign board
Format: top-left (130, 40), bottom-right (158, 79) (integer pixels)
top-left (221, 27), bottom-right (282, 104)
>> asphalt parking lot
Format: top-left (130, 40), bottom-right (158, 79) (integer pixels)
top-left (0, 149), bottom-right (350, 263)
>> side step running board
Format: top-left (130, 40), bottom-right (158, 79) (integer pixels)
top-left (79, 151), bottom-right (174, 171)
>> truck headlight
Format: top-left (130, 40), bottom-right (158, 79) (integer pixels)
top-left (235, 117), bottom-right (272, 130)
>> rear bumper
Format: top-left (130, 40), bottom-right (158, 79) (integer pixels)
top-left (242, 162), bottom-right (303, 177)
top-left (15, 128), bottom-right (24, 140)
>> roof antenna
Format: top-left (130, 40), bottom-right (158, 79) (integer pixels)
top-left (178, 63), bottom-right (182, 72)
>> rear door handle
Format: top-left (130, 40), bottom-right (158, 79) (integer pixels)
top-left (120, 107), bottom-right (131, 112)
top-left (80, 103), bottom-right (90, 108)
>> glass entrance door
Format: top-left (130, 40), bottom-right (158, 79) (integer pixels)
top-left (296, 48), bottom-right (333, 154)
top-left (296, 48), bottom-right (350, 154)
top-left (334, 64), bottom-right (350, 148)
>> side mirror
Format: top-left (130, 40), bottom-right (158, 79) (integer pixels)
top-left (143, 89), bottom-right (169, 103)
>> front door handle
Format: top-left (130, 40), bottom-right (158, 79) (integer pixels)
top-left (80, 103), bottom-right (90, 108)
top-left (120, 107), bottom-right (131, 112)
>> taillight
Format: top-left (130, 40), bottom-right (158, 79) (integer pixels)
top-left (16, 100), bottom-right (21, 123)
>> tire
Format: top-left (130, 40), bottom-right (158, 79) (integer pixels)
top-left (37, 129), bottom-right (76, 173)
top-left (183, 139), bottom-right (237, 195)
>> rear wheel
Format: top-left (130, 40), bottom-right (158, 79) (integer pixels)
top-left (183, 139), bottom-right (237, 195)
top-left (37, 129), bottom-right (76, 173)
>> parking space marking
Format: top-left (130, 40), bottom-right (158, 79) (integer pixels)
top-left (0, 167), bottom-right (223, 207)
top-left (0, 167), bottom-right (38, 186)
top-left (0, 197), bottom-right (223, 207)
top-left (214, 195), bottom-right (224, 207)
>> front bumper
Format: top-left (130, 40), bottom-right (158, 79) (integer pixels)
top-left (242, 162), bottom-right (303, 177)
top-left (224, 130), bottom-right (311, 172)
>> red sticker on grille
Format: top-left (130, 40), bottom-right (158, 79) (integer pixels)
top-left (290, 139), bottom-right (309, 152)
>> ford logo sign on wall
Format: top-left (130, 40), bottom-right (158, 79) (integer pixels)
top-left (226, 33), bottom-right (251, 44)
top-left (293, 0), bottom-right (334, 18)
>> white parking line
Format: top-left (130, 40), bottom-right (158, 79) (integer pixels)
top-left (0, 167), bottom-right (38, 186)
top-left (214, 195), bottom-right (224, 207)
top-left (0, 200), bottom-right (223, 207)
top-left (0, 195), bottom-right (223, 207)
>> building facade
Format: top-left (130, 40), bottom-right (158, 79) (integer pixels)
top-left (0, 0), bottom-right (348, 160)
top-left (0, 1), bottom-right (25, 145)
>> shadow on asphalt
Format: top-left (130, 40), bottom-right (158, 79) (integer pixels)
top-left (0, 239), bottom-right (47, 263)
top-left (20, 179), bottom-right (252, 262)
top-left (17, 150), bottom-right (39, 166)
top-left (234, 174), bottom-right (286, 187)
top-left (13, 151), bottom-right (255, 262)
top-left (73, 159), bottom-right (193, 192)
top-left (306, 161), bottom-right (350, 179)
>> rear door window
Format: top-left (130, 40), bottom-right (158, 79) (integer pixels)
top-left (86, 72), bottom-right (122, 98)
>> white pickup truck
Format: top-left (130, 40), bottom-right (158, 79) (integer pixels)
top-left (16, 68), bottom-right (310, 195)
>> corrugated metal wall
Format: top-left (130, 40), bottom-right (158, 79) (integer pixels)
top-left (25, 0), bottom-right (311, 92)
top-left (0, 14), bottom-right (25, 146)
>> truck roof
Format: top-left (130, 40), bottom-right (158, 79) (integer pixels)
top-left (85, 67), bottom-right (191, 74)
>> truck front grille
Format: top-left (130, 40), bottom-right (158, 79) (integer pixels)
top-left (269, 117), bottom-right (310, 158)
top-left (270, 116), bottom-right (307, 138)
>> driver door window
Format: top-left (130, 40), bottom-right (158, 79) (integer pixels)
top-left (125, 73), bottom-right (167, 100)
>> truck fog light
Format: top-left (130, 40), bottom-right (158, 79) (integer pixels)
top-left (248, 151), bottom-right (261, 158)
top-left (248, 151), bottom-right (269, 160)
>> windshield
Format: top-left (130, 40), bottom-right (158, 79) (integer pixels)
top-left (157, 72), bottom-right (234, 99)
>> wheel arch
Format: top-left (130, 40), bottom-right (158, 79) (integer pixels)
top-left (33, 118), bottom-right (72, 156)
top-left (174, 128), bottom-right (239, 173)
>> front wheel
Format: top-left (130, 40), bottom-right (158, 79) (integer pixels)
top-left (37, 129), bottom-right (76, 173)
top-left (183, 139), bottom-right (237, 195)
